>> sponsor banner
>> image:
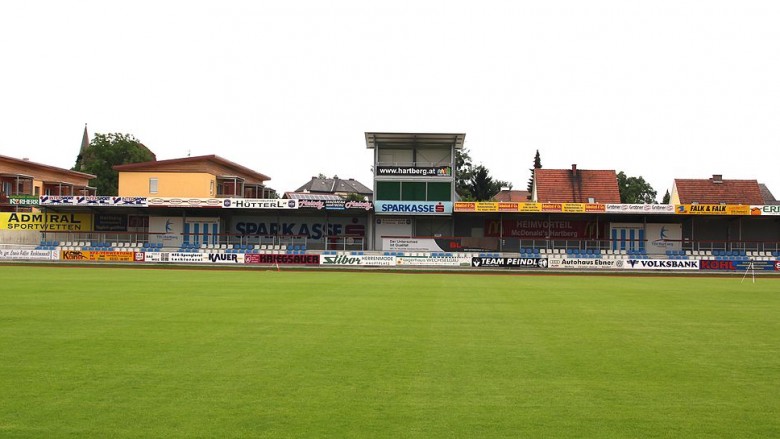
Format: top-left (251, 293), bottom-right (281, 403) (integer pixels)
top-left (204, 253), bottom-right (244, 264)
top-left (605, 204), bottom-right (676, 214)
top-left (375, 201), bottom-right (453, 215)
top-left (168, 252), bottom-right (205, 262)
top-left (699, 260), bottom-right (777, 271)
top-left (149, 217), bottom-right (184, 248)
top-left (232, 216), bottom-right (366, 239)
top-left (39, 196), bottom-right (147, 207)
top-left (396, 256), bottom-right (470, 267)
top-left (245, 253), bottom-right (320, 265)
top-left (8, 195), bottom-right (39, 205)
top-left (320, 254), bottom-right (396, 266)
top-left (0, 249), bottom-right (58, 260)
top-left (471, 257), bottom-right (548, 268)
top-left (776, 261), bottom-right (780, 271)
top-left (94, 214), bottom-right (128, 232)
top-left (622, 259), bottom-right (700, 270)
top-left (384, 237), bottom-right (444, 252)
top-left (585, 204), bottom-right (606, 212)
top-left (750, 205), bottom-right (780, 216)
top-left (147, 198), bottom-right (224, 208)
top-left (1, 212), bottom-right (93, 231)
top-left (143, 252), bottom-right (166, 262)
top-left (61, 250), bottom-right (136, 262)
top-left (547, 258), bottom-right (624, 269)
top-left (485, 219), bottom-right (598, 239)
top-left (298, 199), bottom-right (373, 211)
top-left (222, 198), bottom-right (298, 209)
top-left (375, 165), bottom-right (452, 177)
top-left (645, 223), bottom-right (682, 254)
top-left (675, 204), bottom-right (750, 215)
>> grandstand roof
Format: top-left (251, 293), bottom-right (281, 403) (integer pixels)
top-left (673, 175), bottom-right (764, 204)
top-left (533, 165), bottom-right (620, 203)
top-left (365, 132), bottom-right (465, 150)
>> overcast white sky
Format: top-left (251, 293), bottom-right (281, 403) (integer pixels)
top-left (2, 1), bottom-right (779, 200)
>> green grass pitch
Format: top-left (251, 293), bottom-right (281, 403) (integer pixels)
top-left (1, 266), bottom-right (778, 438)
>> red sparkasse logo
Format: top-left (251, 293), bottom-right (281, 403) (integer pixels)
top-left (435, 202), bottom-right (445, 213)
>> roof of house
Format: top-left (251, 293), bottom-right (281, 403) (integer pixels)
top-left (113, 154), bottom-right (270, 183)
top-left (534, 165), bottom-right (620, 203)
top-left (674, 175), bottom-right (764, 204)
top-left (759, 184), bottom-right (780, 205)
top-left (494, 189), bottom-right (531, 202)
top-left (0, 154), bottom-right (96, 181)
top-left (295, 177), bottom-right (373, 195)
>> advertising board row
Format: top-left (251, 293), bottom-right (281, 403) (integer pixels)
top-left (10, 196), bottom-right (780, 216)
top-left (0, 249), bottom-right (778, 271)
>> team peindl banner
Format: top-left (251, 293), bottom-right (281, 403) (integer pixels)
top-left (471, 257), bottom-right (548, 268)
top-left (622, 259), bottom-right (700, 270)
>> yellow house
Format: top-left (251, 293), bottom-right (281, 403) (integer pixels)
top-left (114, 155), bottom-right (272, 198)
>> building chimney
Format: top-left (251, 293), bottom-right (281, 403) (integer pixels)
top-left (571, 164), bottom-right (577, 176)
top-left (712, 174), bottom-right (723, 184)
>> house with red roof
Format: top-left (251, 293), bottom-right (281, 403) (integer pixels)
top-left (670, 174), bottom-right (764, 205)
top-left (532, 164), bottom-right (620, 203)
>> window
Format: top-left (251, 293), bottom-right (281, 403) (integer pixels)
top-left (401, 182), bottom-right (426, 201)
top-left (427, 182), bottom-right (451, 201)
top-left (210, 180), bottom-right (215, 196)
top-left (149, 178), bottom-right (158, 194)
top-left (376, 181), bottom-right (401, 200)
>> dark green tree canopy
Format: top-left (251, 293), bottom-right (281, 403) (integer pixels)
top-left (617, 171), bottom-right (658, 204)
top-left (527, 149), bottom-right (542, 193)
top-left (74, 133), bottom-right (155, 195)
top-left (662, 189), bottom-right (671, 204)
top-left (456, 148), bottom-right (512, 200)
top-left (455, 148), bottom-right (474, 198)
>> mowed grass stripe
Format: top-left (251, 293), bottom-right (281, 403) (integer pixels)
top-left (0, 267), bottom-right (778, 438)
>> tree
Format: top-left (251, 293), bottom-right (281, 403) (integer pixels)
top-left (455, 148), bottom-right (474, 198)
top-left (526, 149), bottom-right (542, 193)
top-left (617, 171), bottom-right (658, 204)
top-left (74, 133), bottom-right (155, 195)
top-left (466, 165), bottom-right (510, 201)
top-left (662, 190), bottom-right (670, 204)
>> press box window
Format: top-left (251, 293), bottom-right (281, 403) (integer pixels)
top-left (149, 178), bottom-right (158, 194)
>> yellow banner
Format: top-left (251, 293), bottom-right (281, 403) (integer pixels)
top-left (61, 250), bottom-right (136, 261)
top-left (1, 212), bottom-right (93, 231)
top-left (675, 204), bottom-right (751, 215)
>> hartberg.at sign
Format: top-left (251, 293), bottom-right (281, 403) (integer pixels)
top-left (375, 166), bottom-right (452, 177)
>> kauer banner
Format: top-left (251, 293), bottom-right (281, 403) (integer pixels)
top-left (547, 258), bottom-right (624, 269)
top-left (471, 257), bottom-right (548, 268)
top-left (147, 198), bottom-right (224, 207)
top-left (320, 254), bottom-right (396, 266)
top-left (375, 166), bottom-right (452, 177)
top-left (222, 198), bottom-right (298, 209)
top-left (0, 249), bottom-right (58, 260)
top-left (40, 196), bottom-right (147, 207)
top-left (622, 259), bottom-right (700, 270)
top-left (1, 212), bottom-right (93, 231)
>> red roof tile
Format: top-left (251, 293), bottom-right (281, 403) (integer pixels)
top-left (534, 167), bottom-right (620, 203)
top-left (494, 190), bottom-right (531, 202)
top-left (674, 176), bottom-right (763, 204)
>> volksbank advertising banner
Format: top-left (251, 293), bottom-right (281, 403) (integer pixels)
top-left (230, 216), bottom-right (367, 240)
top-left (1, 212), bottom-right (93, 231)
top-left (471, 257), bottom-right (548, 268)
top-left (375, 166), bottom-right (452, 177)
top-left (40, 196), bottom-right (147, 207)
top-left (375, 201), bottom-right (453, 215)
top-left (320, 254), bottom-right (396, 266)
top-left (222, 198), bottom-right (298, 209)
top-left (0, 249), bottom-right (58, 260)
top-left (622, 259), bottom-right (700, 270)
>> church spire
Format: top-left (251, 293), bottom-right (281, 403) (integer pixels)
top-left (75, 123), bottom-right (89, 171)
